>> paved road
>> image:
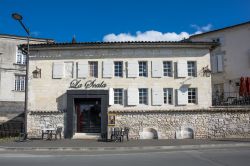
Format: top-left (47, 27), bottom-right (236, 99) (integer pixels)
top-left (0, 147), bottom-right (250, 166)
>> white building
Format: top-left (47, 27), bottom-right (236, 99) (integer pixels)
top-left (0, 34), bottom-right (53, 123)
top-left (27, 41), bottom-right (224, 139)
top-left (190, 21), bottom-right (250, 105)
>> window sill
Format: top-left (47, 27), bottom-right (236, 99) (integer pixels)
top-left (12, 90), bottom-right (25, 92)
top-left (13, 63), bottom-right (26, 66)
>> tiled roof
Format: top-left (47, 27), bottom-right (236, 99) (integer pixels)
top-left (0, 33), bottom-right (54, 41)
top-left (28, 40), bottom-right (218, 48)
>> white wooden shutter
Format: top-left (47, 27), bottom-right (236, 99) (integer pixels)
top-left (177, 87), bottom-right (188, 105)
top-left (211, 56), bottom-right (218, 73)
top-left (52, 62), bottom-right (64, 78)
top-left (103, 61), bottom-right (113, 78)
top-left (127, 61), bottom-right (138, 77)
top-left (152, 88), bottom-right (163, 106)
top-left (177, 61), bottom-right (187, 77)
top-left (109, 88), bottom-right (114, 105)
top-left (152, 60), bottom-right (163, 78)
top-left (64, 62), bottom-right (73, 78)
top-left (127, 88), bottom-right (138, 105)
top-left (217, 55), bottom-right (223, 72)
top-left (77, 62), bottom-right (88, 78)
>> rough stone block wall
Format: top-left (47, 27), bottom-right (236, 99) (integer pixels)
top-left (114, 110), bottom-right (250, 139)
top-left (27, 112), bottom-right (65, 138)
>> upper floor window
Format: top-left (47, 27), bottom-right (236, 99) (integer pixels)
top-left (139, 88), bottom-right (148, 105)
top-left (139, 61), bottom-right (148, 77)
top-left (15, 75), bottom-right (25, 91)
top-left (114, 61), bottom-right (123, 77)
top-left (16, 48), bottom-right (26, 65)
top-left (163, 88), bottom-right (173, 104)
top-left (89, 61), bottom-right (98, 78)
top-left (187, 61), bottom-right (197, 77)
top-left (163, 61), bottom-right (172, 77)
top-left (188, 88), bottom-right (197, 104)
top-left (114, 88), bottom-right (123, 105)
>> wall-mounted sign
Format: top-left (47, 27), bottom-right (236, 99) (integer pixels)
top-left (69, 79), bottom-right (107, 89)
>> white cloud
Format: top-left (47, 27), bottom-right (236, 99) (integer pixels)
top-left (103, 24), bottom-right (212, 42)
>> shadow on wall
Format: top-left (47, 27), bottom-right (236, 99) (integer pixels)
top-left (139, 128), bottom-right (158, 139)
top-left (56, 93), bottom-right (67, 137)
top-left (0, 112), bottom-right (24, 138)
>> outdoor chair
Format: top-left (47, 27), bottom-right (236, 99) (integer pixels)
top-left (122, 127), bottom-right (130, 141)
top-left (111, 127), bottom-right (123, 142)
top-left (51, 126), bottom-right (62, 140)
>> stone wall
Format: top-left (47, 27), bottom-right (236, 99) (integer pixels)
top-left (27, 112), bottom-right (64, 138)
top-left (114, 109), bottom-right (250, 139)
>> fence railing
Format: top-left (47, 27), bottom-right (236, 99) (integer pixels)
top-left (212, 91), bottom-right (250, 106)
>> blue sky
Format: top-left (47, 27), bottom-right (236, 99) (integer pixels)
top-left (1, 0), bottom-right (250, 42)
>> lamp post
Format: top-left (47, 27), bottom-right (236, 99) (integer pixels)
top-left (12, 13), bottom-right (30, 139)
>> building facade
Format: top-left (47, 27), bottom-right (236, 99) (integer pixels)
top-left (0, 34), bottom-right (53, 123)
top-left (27, 41), bottom-right (228, 139)
top-left (190, 21), bottom-right (250, 105)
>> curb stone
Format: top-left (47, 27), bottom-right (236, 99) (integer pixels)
top-left (0, 143), bottom-right (250, 152)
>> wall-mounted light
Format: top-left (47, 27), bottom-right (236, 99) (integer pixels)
top-left (202, 65), bottom-right (212, 77)
top-left (32, 67), bottom-right (41, 78)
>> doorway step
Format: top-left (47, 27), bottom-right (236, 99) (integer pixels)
top-left (72, 133), bottom-right (100, 139)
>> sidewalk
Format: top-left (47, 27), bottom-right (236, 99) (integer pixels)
top-left (0, 139), bottom-right (250, 152)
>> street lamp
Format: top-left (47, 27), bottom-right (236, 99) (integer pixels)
top-left (12, 13), bottom-right (30, 140)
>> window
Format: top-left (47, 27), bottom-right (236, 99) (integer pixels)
top-left (114, 89), bottom-right (123, 105)
top-left (114, 61), bottom-right (123, 77)
top-left (187, 61), bottom-right (196, 77)
top-left (188, 88), bottom-right (197, 104)
top-left (163, 61), bottom-right (172, 77)
top-left (89, 62), bottom-right (98, 78)
top-left (15, 75), bottom-right (25, 91)
top-left (139, 88), bottom-right (148, 105)
top-left (16, 48), bottom-right (26, 65)
top-left (163, 88), bottom-right (173, 104)
top-left (139, 61), bottom-right (147, 77)
top-left (64, 62), bottom-right (73, 78)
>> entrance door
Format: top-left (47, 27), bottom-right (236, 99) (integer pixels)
top-left (75, 98), bottom-right (101, 133)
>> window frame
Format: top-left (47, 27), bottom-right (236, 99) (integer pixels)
top-left (187, 61), bottom-right (197, 77)
top-left (188, 88), bottom-right (197, 104)
top-left (14, 75), bottom-right (25, 92)
top-left (114, 61), bottom-right (123, 77)
top-left (138, 61), bottom-right (148, 77)
top-left (16, 47), bottom-right (26, 65)
top-left (114, 88), bottom-right (123, 105)
top-left (163, 61), bottom-right (173, 77)
top-left (88, 61), bottom-right (98, 78)
top-left (139, 88), bottom-right (148, 105)
top-left (163, 88), bottom-right (173, 105)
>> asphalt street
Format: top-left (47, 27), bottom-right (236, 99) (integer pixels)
top-left (0, 147), bottom-right (250, 166)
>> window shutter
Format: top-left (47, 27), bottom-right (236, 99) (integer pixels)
top-left (127, 88), bottom-right (138, 105)
top-left (177, 87), bottom-right (188, 105)
top-left (103, 61), bottom-right (113, 78)
top-left (152, 61), bottom-right (162, 78)
top-left (77, 62), bottom-right (88, 78)
top-left (152, 88), bottom-right (163, 105)
top-left (127, 61), bottom-right (138, 77)
top-left (211, 55), bottom-right (218, 73)
top-left (64, 62), bottom-right (73, 78)
top-left (109, 88), bottom-right (114, 105)
top-left (217, 55), bottom-right (223, 72)
top-left (53, 62), bottom-right (64, 78)
top-left (177, 61), bottom-right (187, 77)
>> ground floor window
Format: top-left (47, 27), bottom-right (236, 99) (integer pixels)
top-left (139, 88), bottom-right (148, 105)
top-left (114, 88), bottom-right (123, 105)
top-left (188, 88), bottom-right (197, 103)
top-left (164, 88), bottom-right (173, 104)
top-left (15, 75), bottom-right (25, 91)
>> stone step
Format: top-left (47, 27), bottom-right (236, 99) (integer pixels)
top-left (72, 133), bottom-right (100, 139)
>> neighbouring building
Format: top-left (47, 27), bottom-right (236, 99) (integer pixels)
top-left (0, 34), bottom-right (53, 123)
top-left (189, 21), bottom-right (250, 106)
